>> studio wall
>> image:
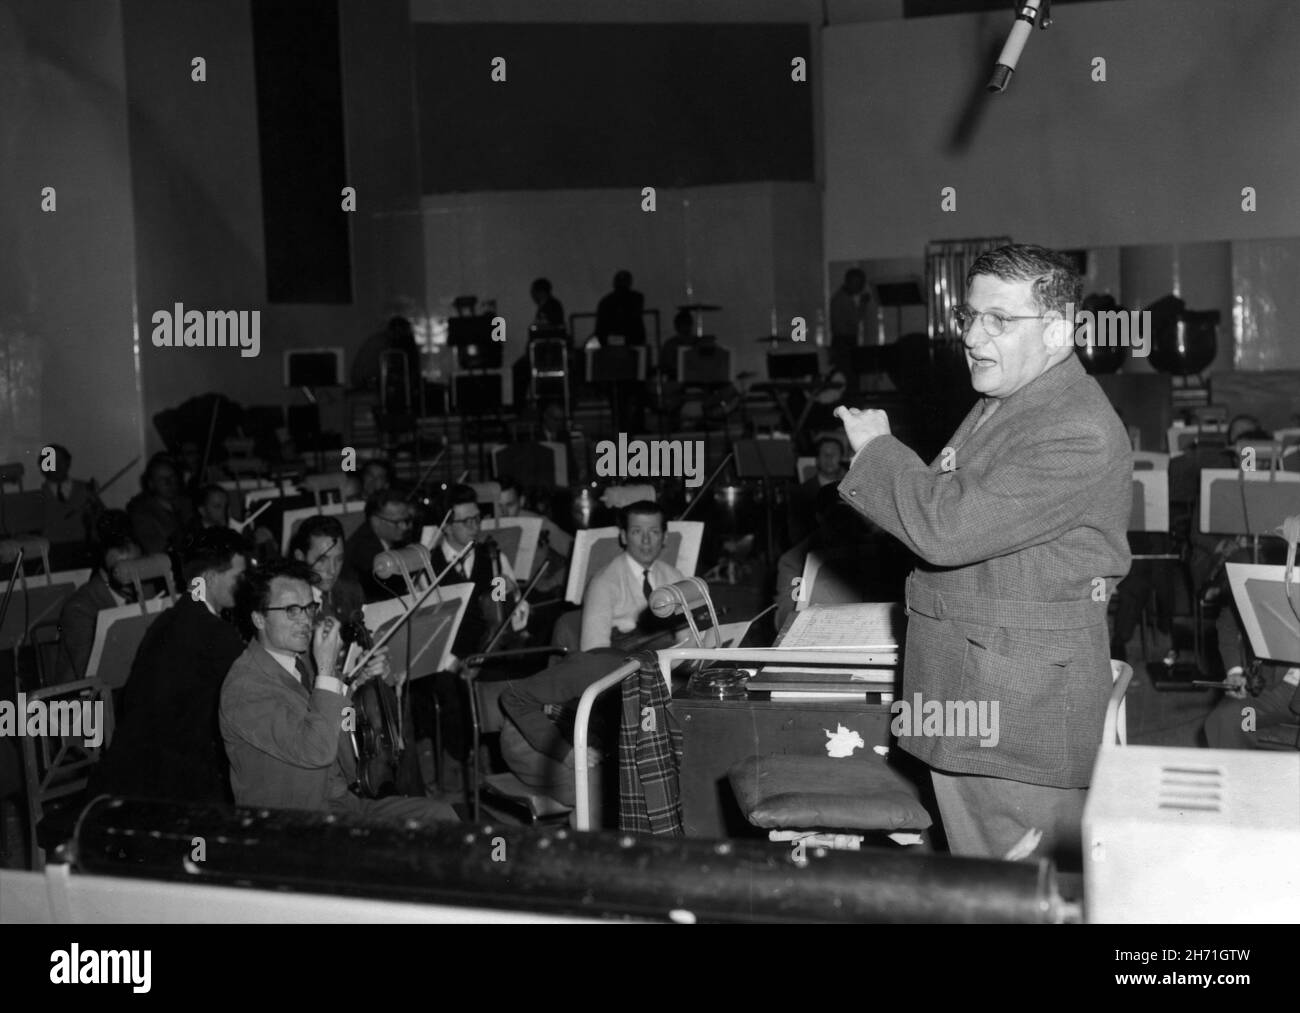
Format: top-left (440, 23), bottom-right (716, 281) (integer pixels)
top-left (0, 0), bottom-right (144, 504)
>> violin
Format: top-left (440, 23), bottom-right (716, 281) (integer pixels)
top-left (476, 537), bottom-right (530, 654)
top-left (340, 614), bottom-right (403, 799)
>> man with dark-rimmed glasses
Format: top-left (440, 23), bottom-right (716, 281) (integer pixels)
top-left (219, 558), bottom-right (458, 821)
top-left (345, 487), bottom-right (417, 603)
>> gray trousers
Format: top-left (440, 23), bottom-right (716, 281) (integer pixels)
top-left (931, 769), bottom-right (1087, 865)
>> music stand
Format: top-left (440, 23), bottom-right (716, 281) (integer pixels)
top-left (734, 438), bottom-right (797, 554)
top-left (85, 598), bottom-right (171, 688)
top-left (1199, 470), bottom-right (1300, 543)
top-left (1226, 562), bottom-right (1300, 666)
top-left (479, 516), bottom-right (542, 582)
top-left (362, 583), bottom-right (473, 684)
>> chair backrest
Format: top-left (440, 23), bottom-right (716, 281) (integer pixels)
top-left (1131, 451), bottom-right (1169, 471)
top-left (1, 533), bottom-right (52, 571)
top-left (0, 491), bottom-right (45, 536)
top-left (111, 553), bottom-right (178, 606)
top-left (479, 516), bottom-right (542, 582)
top-left (470, 482), bottom-right (502, 507)
top-left (299, 472), bottom-right (351, 509)
top-left (0, 462), bottom-right (24, 492)
top-left (796, 456), bottom-right (816, 483)
top-left (564, 521), bottom-right (704, 605)
top-left (19, 676), bottom-right (115, 868)
top-left (281, 500), bottom-right (366, 554)
top-left (85, 598), bottom-right (170, 689)
top-left (29, 622), bottom-right (63, 689)
top-left (0, 554), bottom-right (80, 652)
top-left (1106, 659), bottom-right (1132, 747)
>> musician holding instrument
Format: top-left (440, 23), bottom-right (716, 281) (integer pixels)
top-left (579, 501), bottom-right (683, 652)
top-left (38, 442), bottom-right (99, 561)
top-left (437, 485), bottom-right (528, 662)
top-left (219, 559), bottom-right (457, 822)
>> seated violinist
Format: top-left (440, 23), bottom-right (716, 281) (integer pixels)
top-left (219, 558), bottom-right (457, 822)
top-left (412, 485), bottom-right (529, 783)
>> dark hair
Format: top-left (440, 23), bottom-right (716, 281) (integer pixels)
top-left (176, 527), bottom-right (250, 585)
top-left (815, 436), bottom-right (844, 455)
top-left (142, 452), bottom-right (180, 488)
top-left (530, 277), bottom-right (552, 295)
top-left (360, 458), bottom-right (393, 481)
top-left (613, 270), bottom-right (633, 290)
top-left (198, 483), bottom-right (227, 506)
top-left (966, 244), bottom-right (1082, 318)
top-left (288, 514), bottom-right (346, 560)
top-left (497, 475), bottom-right (522, 497)
top-left (95, 525), bottom-right (140, 574)
top-left (673, 309), bottom-right (692, 331)
top-left (236, 558), bottom-right (319, 631)
top-left (844, 267), bottom-right (866, 284)
top-left (364, 486), bottom-right (410, 519)
top-left (618, 500), bottom-right (664, 532)
top-left (45, 443), bottom-right (71, 469)
top-left (447, 484), bottom-right (478, 509)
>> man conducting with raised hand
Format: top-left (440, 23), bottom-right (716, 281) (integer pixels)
top-left (835, 244), bottom-right (1131, 864)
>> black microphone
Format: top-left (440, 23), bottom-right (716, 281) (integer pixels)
top-left (988, 0), bottom-right (1049, 93)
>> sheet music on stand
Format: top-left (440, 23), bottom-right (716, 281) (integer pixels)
top-left (759, 603), bottom-right (902, 686)
top-left (777, 602), bottom-right (901, 655)
top-left (1226, 563), bottom-right (1300, 666)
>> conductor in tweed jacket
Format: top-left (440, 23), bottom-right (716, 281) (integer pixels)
top-left (836, 245), bottom-right (1131, 863)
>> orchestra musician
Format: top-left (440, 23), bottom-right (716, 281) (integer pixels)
top-left (219, 558), bottom-right (457, 822)
top-left (579, 500), bottom-right (683, 652)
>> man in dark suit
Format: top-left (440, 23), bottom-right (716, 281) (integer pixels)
top-left (54, 527), bottom-right (140, 685)
top-left (344, 488), bottom-right (416, 603)
top-left (836, 245), bottom-right (1132, 863)
top-left (595, 270), bottom-right (645, 346)
top-left (95, 528), bottom-right (250, 803)
top-left (218, 558), bottom-right (456, 822)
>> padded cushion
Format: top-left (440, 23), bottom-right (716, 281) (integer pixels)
top-left (729, 753), bottom-right (932, 832)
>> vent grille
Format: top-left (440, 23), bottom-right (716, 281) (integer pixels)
top-left (1156, 764), bottom-right (1224, 813)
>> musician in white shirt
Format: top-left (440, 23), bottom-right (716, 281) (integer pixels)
top-left (580, 501), bottom-right (683, 651)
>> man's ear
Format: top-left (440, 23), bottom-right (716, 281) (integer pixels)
top-left (1042, 314), bottom-right (1075, 358)
top-left (617, 529), bottom-right (626, 548)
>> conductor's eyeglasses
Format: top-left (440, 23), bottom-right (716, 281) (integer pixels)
top-left (953, 306), bottom-right (1048, 337)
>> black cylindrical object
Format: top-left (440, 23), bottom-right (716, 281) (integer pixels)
top-left (72, 797), bottom-right (1065, 924)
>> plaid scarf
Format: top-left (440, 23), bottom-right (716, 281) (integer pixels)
top-left (617, 654), bottom-right (683, 835)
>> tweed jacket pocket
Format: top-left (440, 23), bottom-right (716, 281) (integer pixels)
top-left (959, 637), bottom-right (1068, 776)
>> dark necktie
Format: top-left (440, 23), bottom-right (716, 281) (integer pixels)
top-left (295, 656), bottom-right (314, 692)
top-left (642, 568), bottom-right (652, 603)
